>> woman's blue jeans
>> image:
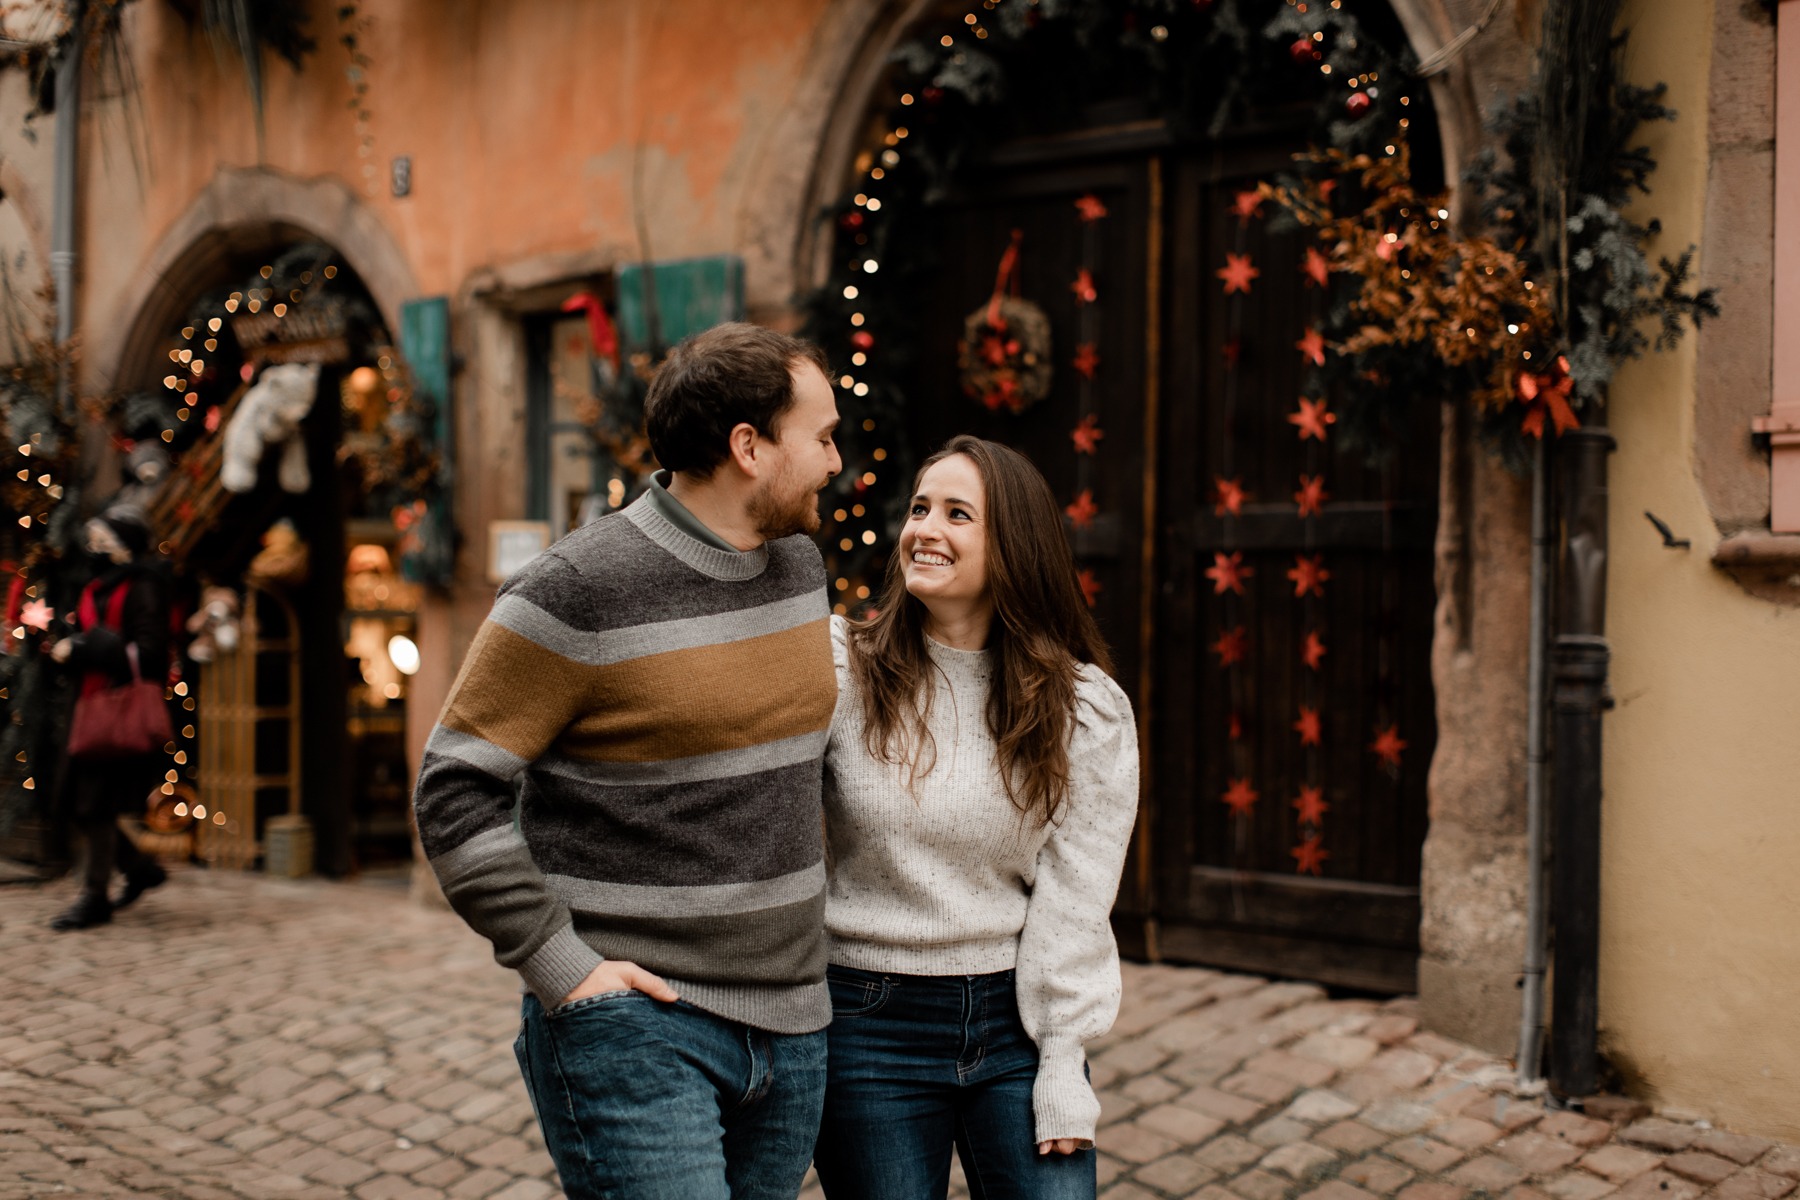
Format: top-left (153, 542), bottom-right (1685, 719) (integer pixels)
top-left (514, 991), bottom-right (826, 1200)
top-left (813, 965), bottom-right (1097, 1200)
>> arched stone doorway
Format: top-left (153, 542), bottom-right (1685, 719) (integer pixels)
top-left (789, 0), bottom-right (1504, 996)
top-left (108, 218), bottom-right (433, 879)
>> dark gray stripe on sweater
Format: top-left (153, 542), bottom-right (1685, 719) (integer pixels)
top-left (507, 514), bottom-right (825, 634)
top-left (546, 861), bottom-right (824, 920)
top-left (413, 754), bottom-right (516, 858)
top-left (522, 759), bottom-right (823, 885)
top-left (539, 729), bottom-right (829, 787)
top-left (570, 890), bottom-right (828, 986)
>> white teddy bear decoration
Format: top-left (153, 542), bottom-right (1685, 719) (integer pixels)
top-left (219, 361), bottom-right (322, 495)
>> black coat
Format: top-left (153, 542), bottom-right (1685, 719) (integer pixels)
top-left (67, 563), bottom-right (171, 687)
top-left (62, 563), bottom-right (172, 819)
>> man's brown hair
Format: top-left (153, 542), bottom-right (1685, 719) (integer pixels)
top-left (643, 322), bottom-right (831, 476)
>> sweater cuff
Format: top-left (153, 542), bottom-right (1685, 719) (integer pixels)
top-left (1032, 1038), bottom-right (1101, 1145)
top-left (518, 924), bottom-right (605, 1006)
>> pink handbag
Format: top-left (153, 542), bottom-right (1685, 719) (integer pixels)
top-left (68, 642), bottom-right (173, 760)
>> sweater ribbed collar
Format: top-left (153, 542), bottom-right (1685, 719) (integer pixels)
top-left (924, 633), bottom-right (993, 681)
top-left (626, 476), bottom-right (770, 581)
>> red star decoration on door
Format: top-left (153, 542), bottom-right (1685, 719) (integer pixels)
top-left (1293, 706), bottom-right (1322, 747)
top-left (1301, 629), bottom-right (1328, 671)
top-left (1221, 777), bottom-right (1259, 816)
top-left (1074, 194), bottom-right (1109, 222)
top-left (1296, 327), bottom-right (1327, 367)
top-left (1065, 490), bottom-right (1099, 529)
top-left (1077, 569), bottom-right (1102, 608)
top-left (1204, 551), bottom-right (1252, 596)
top-left (1211, 625), bottom-right (1247, 668)
top-left (1291, 835), bottom-right (1330, 876)
top-left (1370, 725), bottom-right (1409, 768)
top-left (1287, 554), bottom-right (1331, 598)
top-left (1071, 268), bottom-right (1098, 305)
top-left (1302, 246), bottom-right (1331, 288)
top-left (1071, 415), bottom-right (1105, 454)
top-left (1231, 190), bottom-right (1264, 224)
top-left (1213, 477), bottom-right (1248, 517)
top-left (1072, 343), bottom-right (1101, 379)
top-left (1287, 396), bottom-right (1337, 441)
top-left (1217, 253), bottom-right (1260, 295)
top-left (1294, 474), bottom-right (1329, 518)
top-left (1292, 785), bottom-right (1329, 825)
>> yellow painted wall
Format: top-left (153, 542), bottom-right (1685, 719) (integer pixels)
top-left (1602, 0), bottom-right (1800, 1141)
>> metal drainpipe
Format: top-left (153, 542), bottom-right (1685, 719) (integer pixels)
top-left (1517, 433), bottom-right (1552, 1085)
top-left (51, 0), bottom-right (84, 410)
top-left (1548, 423), bottom-right (1616, 1099)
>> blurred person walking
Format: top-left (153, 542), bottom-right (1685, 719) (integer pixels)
top-left (813, 437), bottom-right (1139, 1200)
top-left (413, 323), bottom-right (842, 1200)
top-left (48, 504), bottom-right (172, 931)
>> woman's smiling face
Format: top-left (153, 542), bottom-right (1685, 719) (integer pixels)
top-left (899, 453), bottom-right (989, 608)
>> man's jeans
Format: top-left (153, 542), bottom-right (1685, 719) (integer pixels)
top-left (812, 966), bottom-right (1097, 1200)
top-left (514, 991), bottom-right (826, 1200)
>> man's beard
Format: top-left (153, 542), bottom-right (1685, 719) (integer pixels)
top-left (749, 471), bottom-right (822, 540)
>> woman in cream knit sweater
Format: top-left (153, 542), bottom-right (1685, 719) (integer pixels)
top-left (812, 436), bottom-right (1139, 1200)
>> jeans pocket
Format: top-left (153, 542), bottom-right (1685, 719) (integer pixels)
top-left (827, 973), bottom-right (891, 1018)
top-left (546, 988), bottom-right (649, 1020)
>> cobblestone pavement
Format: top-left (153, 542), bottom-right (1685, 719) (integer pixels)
top-left (5, 869), bottom-right (1798, 1200)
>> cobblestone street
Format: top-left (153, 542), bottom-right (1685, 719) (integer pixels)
top-left (4, 869), bottom-right (1797, 1200)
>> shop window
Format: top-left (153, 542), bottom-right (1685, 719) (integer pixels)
top-left (525, 312), bottom-right (604, 540)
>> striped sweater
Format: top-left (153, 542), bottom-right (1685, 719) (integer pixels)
top-left (413, 488), bottom-right (837, 1034)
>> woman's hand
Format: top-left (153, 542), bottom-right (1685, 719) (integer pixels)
top-left (1037, 1138), bottom-right (1088, 1155)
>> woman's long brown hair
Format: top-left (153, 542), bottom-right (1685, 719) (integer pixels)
top-left (846, 435), bottom-right (1114, 826)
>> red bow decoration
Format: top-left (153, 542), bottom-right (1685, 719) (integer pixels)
top-left (561, 291), bottom-right (621, 369)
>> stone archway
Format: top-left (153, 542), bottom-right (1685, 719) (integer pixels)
top-left (89, 167), bottom-right (418, 392)
top-left (777, 0), bottom-right (1533, 1051)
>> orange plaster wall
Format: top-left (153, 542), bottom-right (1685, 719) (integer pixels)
top-left (78, 0), bottom-right (835, 343)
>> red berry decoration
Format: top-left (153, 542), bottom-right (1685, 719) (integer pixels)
top-left (839, 210), bottom-right (865, 230)
top-left (850, 331), bottom-right (875, 351)
top-left (1290, 36), bottom-right (1316, 64)
top-left (1345, 91), bottom-right (1373, 117)
top-left (922, 86), bottom-right (944, 105)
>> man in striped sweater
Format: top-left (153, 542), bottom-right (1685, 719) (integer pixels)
top-left (413, 322), bottom-right (841, 1199)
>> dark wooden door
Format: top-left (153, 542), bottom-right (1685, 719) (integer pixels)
top-left (903, 137), bottom-right (1155, 720)
top-left (1150, 143), bottom-right (1437, 993)
top-left (903, 125), bottom-right (1438, 994)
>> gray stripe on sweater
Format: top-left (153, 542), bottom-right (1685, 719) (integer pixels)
top-left (547, 861), bottom-right (825, 919)
top-left (490, 588), bottom-right (825, 666)
top-left (539, 729), bottom-right (830, 787)
top-left (425, 726), bottom-right (530, 780)
top-left (430, 824), bottom-right (526, 887)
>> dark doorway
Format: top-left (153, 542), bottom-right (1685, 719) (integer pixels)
top-left (900, 115), bottom-right (1438, 992)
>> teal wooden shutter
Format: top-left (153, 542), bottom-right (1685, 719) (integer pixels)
top-left (615, 255), bottom-right (746, 353)
top-left (399, 296), bottom-right (454, 585)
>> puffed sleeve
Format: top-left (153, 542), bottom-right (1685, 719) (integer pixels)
top-left (1014, 666), bottom-right (1140, 1145)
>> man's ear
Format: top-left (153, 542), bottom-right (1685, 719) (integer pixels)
top-left (725, 422), bottom-right (761, 479)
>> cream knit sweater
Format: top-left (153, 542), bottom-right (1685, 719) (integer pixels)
top-left (822, 615), bottom-right (1140, 1144)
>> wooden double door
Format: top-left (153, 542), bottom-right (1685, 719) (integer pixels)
top-left (902, 125), bottom-right (1437, 993)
